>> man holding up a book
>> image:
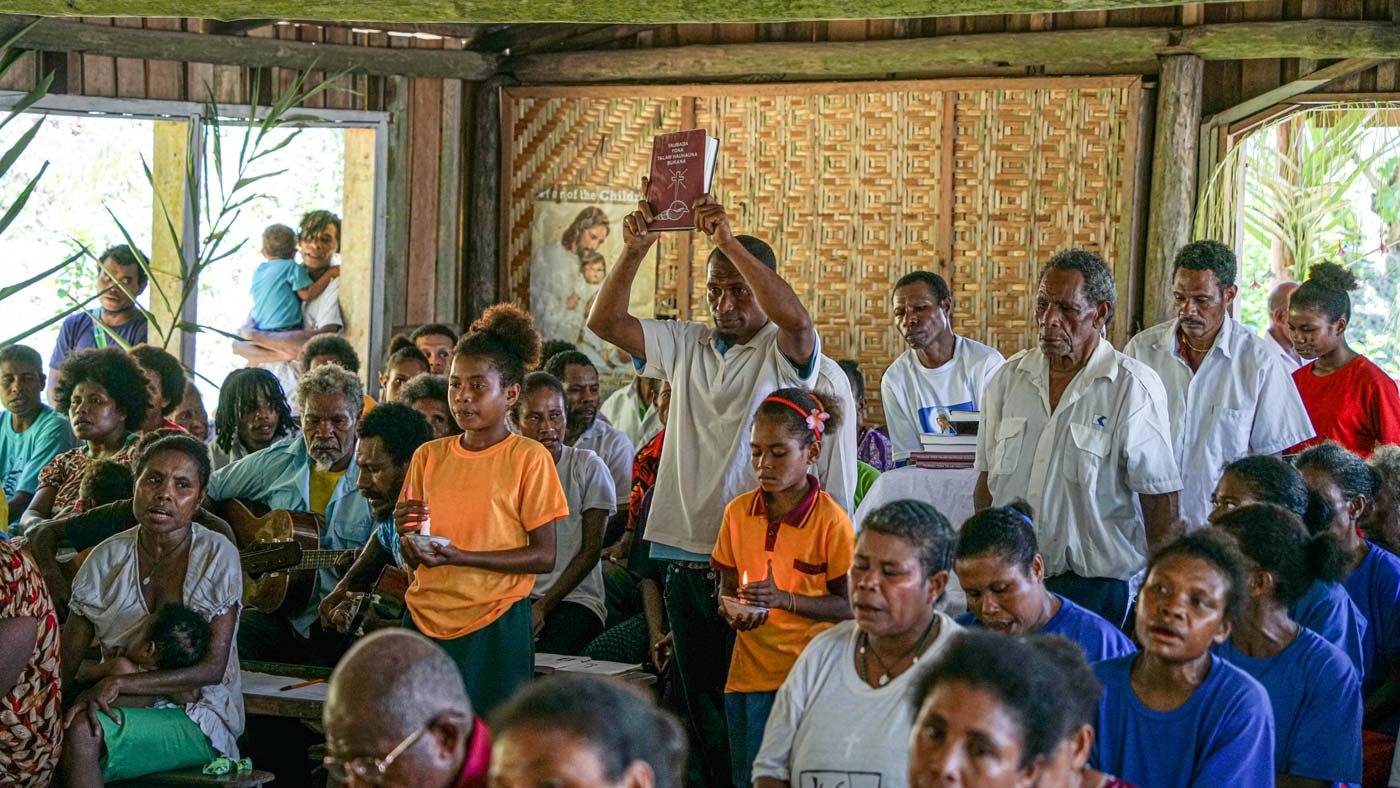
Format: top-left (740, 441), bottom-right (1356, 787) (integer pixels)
top-left (588, 179), bottom-right (820, 787)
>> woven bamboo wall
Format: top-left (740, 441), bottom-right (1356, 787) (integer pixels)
top-left (691, 90), bottom-right (948, 416)
top-left (950, 85), bottom-right (1141, 355)
top-left (502, 78), bottom-right (1144, 423)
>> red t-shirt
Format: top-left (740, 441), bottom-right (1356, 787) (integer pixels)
top-left (1289, 355), bottom-right (1400, 456)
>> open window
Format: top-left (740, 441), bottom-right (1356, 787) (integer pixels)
top-left (1196, 100), bottom-right (1400, 370)
top-left (0, 91), bottom-right (389, 402)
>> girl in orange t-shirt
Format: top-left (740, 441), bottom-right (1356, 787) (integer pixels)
top-left (394, 304), bottom-right (569, 714)
top-left (712, 386), bottom-right (855, 787)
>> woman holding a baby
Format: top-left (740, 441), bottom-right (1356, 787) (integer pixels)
top-left (57, 433), bottom-right (244, 786)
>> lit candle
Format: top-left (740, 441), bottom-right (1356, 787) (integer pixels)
top-left (742, 570), bottom-right (749, 587)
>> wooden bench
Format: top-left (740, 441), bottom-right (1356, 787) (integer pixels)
top-left (110, 767), bottom-right (275, 787)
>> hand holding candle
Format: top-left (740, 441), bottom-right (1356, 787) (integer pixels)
top-left (737, 559), bottom-right (785, 609)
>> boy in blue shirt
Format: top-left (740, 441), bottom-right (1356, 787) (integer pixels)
top-left (249, 223), bottom-right (337, 331)
top-left (0, 345), bottom-right (77, 531)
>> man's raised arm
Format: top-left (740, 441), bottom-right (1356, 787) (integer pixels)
top-left (587, 186), bottom-right (660, 361)
top-left (693, 196), bottom-right (816, 365)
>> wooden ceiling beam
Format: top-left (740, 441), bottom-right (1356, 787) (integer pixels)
top-left (0, 0), bottom-right (1238, 25)
top-left (0, 14), bottom-right (499, 79)
top-left (201, 18), bottom-right (277, 35)
top-left (304, 20), bottom-right (486, 41)
top-left (510, 20), bottom-right (1400, 83)
top-left (472, 23), bottom-right (591, 53)
top-left (544, 24), bottom-right (666, 52)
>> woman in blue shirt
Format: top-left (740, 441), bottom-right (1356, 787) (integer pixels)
top-left (1209, 454), bottom-right (1368, 678)
top-left (1212, 503), bottom-right (1363, 786)
top-left (1091, 532), bottom-right (1275, 788)
top-left (953, 501), bottom-right (1134, 663)
top-left (1297, 441), bottom-right (1400, 780)
top-left (1297, 444), bottom-right (1400, 707)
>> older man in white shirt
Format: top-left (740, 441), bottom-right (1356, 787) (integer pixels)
top-left (1264, 279), bottom-right (1303, 369)
top-left (974, 249), bottom-right (1181, 627)
top-left (1125, 241), bottom-right (1314, 529)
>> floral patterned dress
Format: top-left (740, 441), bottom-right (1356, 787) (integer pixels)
top-left (0, 540), bottom-right (62, 787)
top-left (36, 439), bottom-right (140, 516)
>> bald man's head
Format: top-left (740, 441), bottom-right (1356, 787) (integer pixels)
top-left (324, 629), bottom-right (475, 788)
top-left (1267, 280), bottom-right (1300, 339)
top-left (1269, 281), bottom-right (1300, 315)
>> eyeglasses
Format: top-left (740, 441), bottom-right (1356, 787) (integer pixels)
top-left (322, 723), bottom-right (426, 785)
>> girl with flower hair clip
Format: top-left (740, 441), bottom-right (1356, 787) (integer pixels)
top-left (711, 386), bottom-right (856, 787)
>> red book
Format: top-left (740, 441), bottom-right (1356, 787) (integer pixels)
top-left (646, 129), bottom-right (719, 232)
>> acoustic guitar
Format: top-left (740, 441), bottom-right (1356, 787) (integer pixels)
top-left (218, 499), bottom-right (356, 617)
top-left (342, 565), bottom-right (410, 641)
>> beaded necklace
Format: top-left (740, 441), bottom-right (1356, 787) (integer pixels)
top-left (858, 615), bottom-right (939, 687)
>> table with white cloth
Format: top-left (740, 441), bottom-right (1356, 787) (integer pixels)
top-left (852, 465), bottom-right (978, 616)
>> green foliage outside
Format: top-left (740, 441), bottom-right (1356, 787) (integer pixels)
top-left (1197, 105), bottom-right (1400, 373)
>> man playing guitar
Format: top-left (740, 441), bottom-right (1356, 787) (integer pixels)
top-left (318, 404), bottom-right (434, 638)
top-left (208, 364), bottom-right (374, 666)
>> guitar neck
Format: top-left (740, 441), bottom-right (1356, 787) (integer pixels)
top-left (299, 549), bottom-right (357, 570)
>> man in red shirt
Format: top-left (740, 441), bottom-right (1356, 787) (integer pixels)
top-left (323, 629), bottom-right (491, 788)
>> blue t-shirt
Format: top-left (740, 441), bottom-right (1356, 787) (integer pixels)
top-left (1291, 578), bottom-right (1368, 680)
top-left (955, 593), bottom-right (1136, 662)
top-left (49, 310), bottom-right (148, 375)
top-left (1091, 654), bottom-right (1275, 788)
top-left (249, 258), bottom-right (312, 331)
top-left (1215, 629), bottom-right (1362, 785)
top-left (1342, 542), bottom-right (1400, 697)
top-left (0, 405), bottom-right (77, 501)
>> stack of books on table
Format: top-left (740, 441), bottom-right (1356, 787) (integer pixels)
top-left (908, 412), bottom-right (980, 470)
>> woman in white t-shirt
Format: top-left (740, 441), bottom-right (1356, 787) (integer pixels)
top-left (58, 435), bottom-right (244, 784)
top-left (882, 271), bottom-right (1004, 461)
top-left (752, 499), bottom-right (963, 788)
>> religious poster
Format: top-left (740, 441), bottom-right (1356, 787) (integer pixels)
top-left (528, 186), bottom-right (656, 394)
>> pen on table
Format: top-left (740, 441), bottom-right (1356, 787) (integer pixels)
top-left (279, 678), bottom-right (324, 692)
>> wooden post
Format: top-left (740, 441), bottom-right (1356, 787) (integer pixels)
top-left (149, 119), bottom-right (192, 359)
top-left (1144, 54), bottom-right (1202, 327)
top-left (435, 43), bottom-right (465, 325)
top-left (382, 75), bottom-right (411, 335)
top-left (341, 127), bottom-right (377, 390)
top-left (465, 77), bottom-right (503, 325)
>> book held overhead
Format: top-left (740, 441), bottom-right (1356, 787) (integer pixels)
top-left (646, 128), bottom-right (720, 231)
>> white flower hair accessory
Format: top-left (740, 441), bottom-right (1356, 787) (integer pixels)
top-left (761, 392), bottom-right (831, 438)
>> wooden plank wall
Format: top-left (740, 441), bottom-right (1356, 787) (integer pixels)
top-left (0, 18), bottom-right (471, 344)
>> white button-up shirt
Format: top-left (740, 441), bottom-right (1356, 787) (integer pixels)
top-left (975, 338), bottom-right (1182, 581)
top-left (1125, 317), bottom-right (1315, 528)
top-left (1262, 327), bottom-right (1302, 370)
